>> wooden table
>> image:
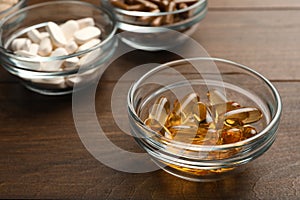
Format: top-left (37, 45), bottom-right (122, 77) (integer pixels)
top-left (1, 0), bottom-right (299, 199)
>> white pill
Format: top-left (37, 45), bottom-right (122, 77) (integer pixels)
top-left (46, 21), bottom-right (67, 47)
top-left (39, 32), bottom-right (50, 40)
top-left (14, 50), bottom-right (37, 57)
top-left (40, 48), bottom-right (68, 71)
top-left (65, 76), bottom-right (82, 87)
top-left (27, 29), bottom-right (42, 43)
top-left (65, 40), bottom-right (78, 54)
top-left (76, 17), bottom-right (95, 29)
top-left (50, 47), bottom-right (68, 57)
top-left (38, 37), bottom-right (52, 56)
top-left (79, 48), bottom-right (102, 66)
top-left (64, 56), bottom-right (79, 70)
top-left (29, 43), bottom-right (39, 55)
top-left (77, 38), bottom-right (101, 53)
top-left (74, 26), bottom-right (101, 45)
top-left (13, 51), bottom-right (42, 70)
top-left (23, 39), bottom-right (31, 51)
top-left (11, 38), bottom-right (31, 51)
top-left (60, 20), bottom-right (80, 41)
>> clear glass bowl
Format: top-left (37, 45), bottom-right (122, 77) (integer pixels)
top-left (0, 1), bottom-right (117, 95)
top-left (102, 0), bottom-right (207, 51)
top-left (127, 58), bottom-right (282, 181)
top-left (0, 0), bottom-right (26, 20)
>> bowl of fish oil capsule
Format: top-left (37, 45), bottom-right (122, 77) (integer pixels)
top-left (0, 1), bottom-right (117, 95)
top-left (0, 0), bottom-right (26, 20)
top-left (102, 0), bottom-right (207, 51)
top-left (128, 57), bottom-right (282, 181)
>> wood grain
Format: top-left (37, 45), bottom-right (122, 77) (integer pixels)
top-left (0, 82), bottom-right (299, 199)
top-left (194, 10), bottom-right (300, 81)
top-left (0, 0), bottom-right (299, 199)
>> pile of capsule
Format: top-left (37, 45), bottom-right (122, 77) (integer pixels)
top-left (144, 89), bottom-right (263, 145)
top-left (10, 17), bottom-right (101, 71)
top-left (0, 0), bottom-right (18, 13)
top-left (110, 0), bottom-right (199, 26)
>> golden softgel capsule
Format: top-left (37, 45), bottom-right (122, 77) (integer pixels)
top-left (143, 90), bottom-right (264, 176)
top-left (144, 90), bottom-right (263, 145)
top-left (224, 107), bottom-right (263, 124)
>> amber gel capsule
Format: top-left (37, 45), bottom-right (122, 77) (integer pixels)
top-left (224, 107), bottom-right (263, 124)
top-left (207, 89), bottom-right (230, 128)
top-left (221, 127), bottom-right (242, 144)
top-left (173, 92), bottom-right (200, 116)
top-left (169, 125), bottom-right (198, 143)
top-left (192, 102), bottom-right (207, 123)
top-left (224, 118), bottom-right (244, 127)
top-left (165, 110), bottom-right (183, 128)
top-left (182, 102), bottom-right (206, 128)
top-left (148, 96), bottom-right (170, 125)
top-left (211, 102), bottom-right (241, 115)
top-left (144, 118), bottom-right (173, 139)
top-left (166, 92), bottom-right (200, 128)
top-left (242, 125), bottom-right (258, 140)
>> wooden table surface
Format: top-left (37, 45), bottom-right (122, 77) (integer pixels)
top-left (1, 0), bottom-right (299, 199)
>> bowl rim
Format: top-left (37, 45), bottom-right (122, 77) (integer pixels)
top-left (0, 0), bottom-right (26, 16)
top-left (128, 57), bottom-right (282, 150)
top-left (0, 0), bottom-right (117, 70)
top-left (106, 0), bottom-right (207, 17)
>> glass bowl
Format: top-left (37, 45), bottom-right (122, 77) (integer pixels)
top-left (102, 0), bottom-right (207, 51)
top-left (0, 1), bottom-right (117, 95)
top-left (0, 0), bottom-right (26, 20)
top-left (127, 58), bottom-right (282, 181)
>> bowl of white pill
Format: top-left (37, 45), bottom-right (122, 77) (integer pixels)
top-left (0, 1), bottom-right (117, 95)
top-left (102, 0), bottom-right (207, 51)
top-left (128, 58), bottom-right (282, 181)
top-left (0, 0), bottom-right (26, 20)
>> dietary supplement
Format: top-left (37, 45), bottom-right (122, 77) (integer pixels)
top-left (10, 17), bottom-right (102, 71)
top-left (110, 0), bottom-right (200, 26)
top-left (144, 89), bottom-right (263, 145)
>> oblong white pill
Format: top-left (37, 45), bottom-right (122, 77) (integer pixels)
top-left (14, 50), bottom-right (38, 57)
top-left (65, 40), bottom-right (78, 54)
top-left (74, 26), bottom-right (101, 45)
top-left (39, 32), bottom-right (50, 40)
top-left (27, 29), bottom-right (41, 43)
top-left (13, 50), bottom-right (42, 70)
top-left (76, 17), bottom-right (95, 29)
top-left (11, 38), bottom-right (31, 51)
top-left (38, 37), bottom-right (52, 56)
top-left (65, 76), bottom-right (82, 87)
top-left (46, 21), bottom-right (67, 47)
top-left (23, 39), bottom-right (31, 51)
top-left (29, 43), bottom-right (39, 55)
top-left (40, 48), bottom-right (68, 71)
top-left (77, 38), bottom-right (100, 53)
top-left (60, 20), bottom-right (80, 41)
top-left (64, 56), bottom-right (79, 70)
top-left (50, 47), bottom-right (68, 57)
